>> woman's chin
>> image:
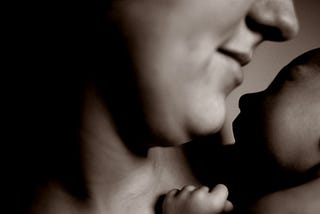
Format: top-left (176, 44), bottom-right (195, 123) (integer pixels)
top-left (188, 113), bottom-right (226, 141)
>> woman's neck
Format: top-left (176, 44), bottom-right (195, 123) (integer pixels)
top-left (79, 83), bottom-right (156, 192)
top-left (41, 84), bottom-right (199, 214)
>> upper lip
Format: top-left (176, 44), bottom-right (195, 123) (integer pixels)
top-left (218, 48), bottom-right (252, 66)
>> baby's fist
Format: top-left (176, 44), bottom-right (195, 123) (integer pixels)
top-left (162, 184), bottom-right (233, 214)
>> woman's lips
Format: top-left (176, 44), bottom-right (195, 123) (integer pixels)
top-left (218, 48), bottom-right (252, 93)
top-left (218, 48), bottom-right (252, 66)
top-left (222, 53), bottom-right (244, 91)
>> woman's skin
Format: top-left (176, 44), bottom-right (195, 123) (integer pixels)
top-left (108, 0), bottom-right (299, 146)
top-left (28, 0), bottom-right (299, 214)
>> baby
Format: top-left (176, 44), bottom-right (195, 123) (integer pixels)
top-left (162, 48), bottom-right (320, 214)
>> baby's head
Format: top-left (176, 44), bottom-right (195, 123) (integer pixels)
top-left (233, 48), bottom-right (320, 175)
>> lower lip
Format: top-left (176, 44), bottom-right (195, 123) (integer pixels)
top-left (223, 55), bottom-right (243, 92)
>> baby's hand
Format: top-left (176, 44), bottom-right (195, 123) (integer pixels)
top-left (162, 184), bottom-right (233, 214)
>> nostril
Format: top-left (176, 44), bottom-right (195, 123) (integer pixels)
top-left (245, 14), bottom-right (299, 41)
top-left (275, 12), bottom-right (299, 41)
top-left (245, 17), bottom-right (280, 41)
top-left (246, 0), bottom-right (299, 42)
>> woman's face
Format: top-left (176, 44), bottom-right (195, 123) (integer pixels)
top-left (233, 62), bottom-right (320, 173)
top-left (106, 0), bottom-right (299, 146)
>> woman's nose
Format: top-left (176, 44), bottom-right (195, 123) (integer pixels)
top-left (247, 0), bottom-right (299, 41)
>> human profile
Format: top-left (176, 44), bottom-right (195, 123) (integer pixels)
top-left (162, 48), bottom-right (320, 214)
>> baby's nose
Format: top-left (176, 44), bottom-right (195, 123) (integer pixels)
top-left (247, 0), bottom-right (299, 41)
top-left (238, 92), bottom-right (263, 112)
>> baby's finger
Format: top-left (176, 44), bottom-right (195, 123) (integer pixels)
top-left (224, 200), bottom-right (234, 213)
top-left (193, 186), bottom-right (210, 194)
top-left (163, 188), bottom-right (180, 207)
top-left (166, 188), bottom-right (180, 198)
top-left (179, 185), bottom-right (197, 196)
top-left (209, 184), bottom-right (229, 207)
top-left (210, 184), bottom-right (228, 196)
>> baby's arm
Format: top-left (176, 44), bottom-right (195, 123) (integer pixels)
top-left (249, 178), bottom-right (320, 214)
top-left (162, 184), bottom-right (233, 214)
